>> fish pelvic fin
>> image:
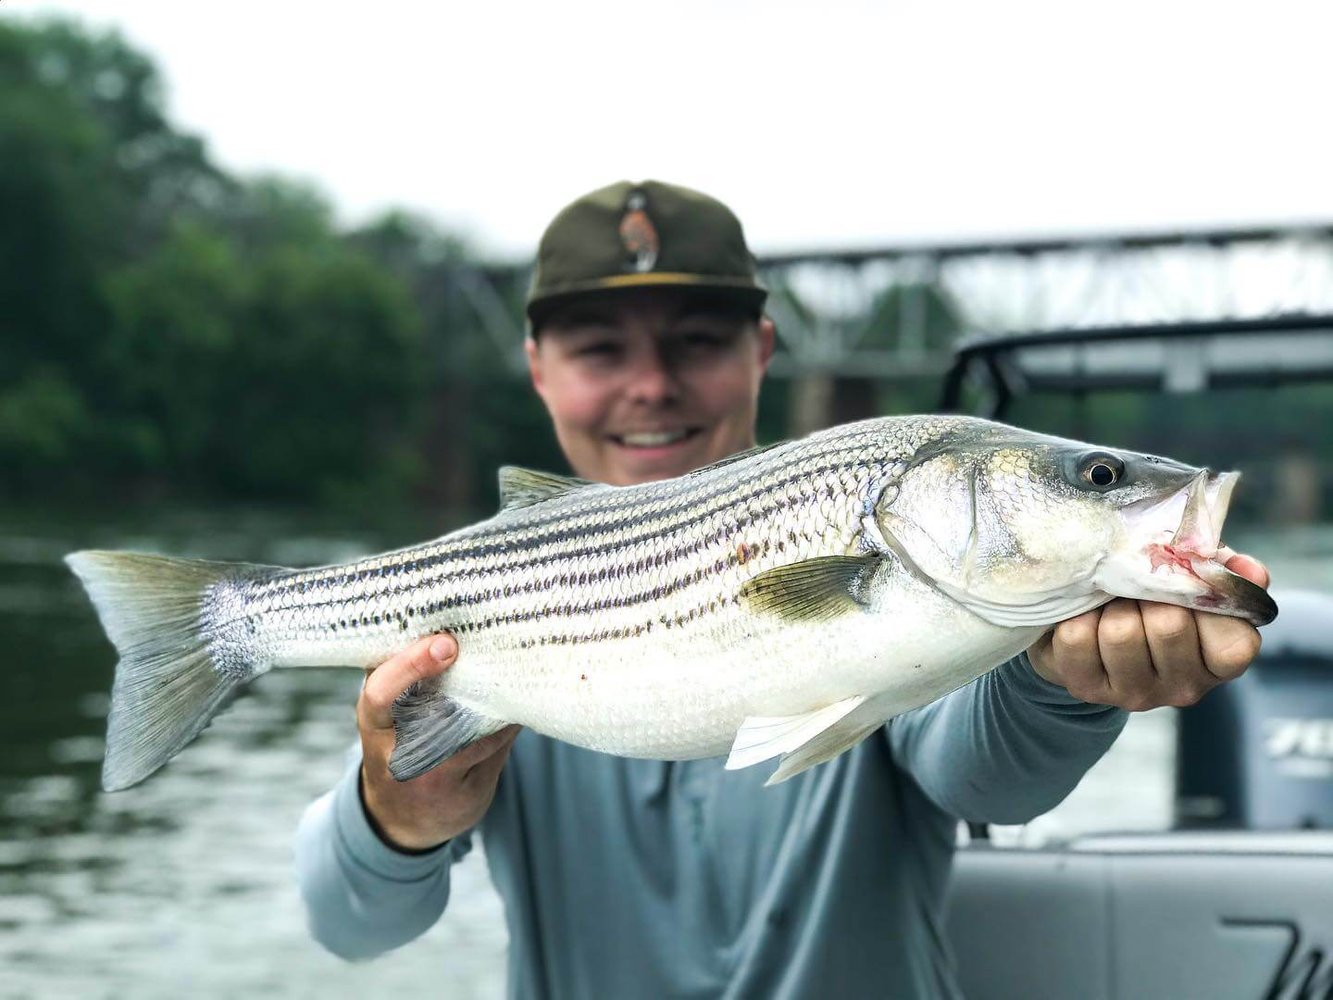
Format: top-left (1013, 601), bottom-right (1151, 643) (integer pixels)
top-left (389, 682), bottom-right (508, 781)
top-left (65, 550), bottom-right (271, 791)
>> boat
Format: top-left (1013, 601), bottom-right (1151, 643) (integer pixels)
top-left (939, 316), bottom-right (1333, 998)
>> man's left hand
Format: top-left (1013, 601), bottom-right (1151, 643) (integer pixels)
top-left (1027, 553), bottom-right (1271, 711)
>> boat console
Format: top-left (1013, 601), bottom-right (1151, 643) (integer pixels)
top-left (940, 320), bottom-right (1333, 999)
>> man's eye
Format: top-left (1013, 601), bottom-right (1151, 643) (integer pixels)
top-left (677, 331), bottom-right (729, 351)
top-left (576, 343), bottom-right (619, 358)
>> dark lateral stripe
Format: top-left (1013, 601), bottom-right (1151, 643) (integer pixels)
top-left (427, 435), bottom-right (875, 558)
top-left (415, 537), bottom-right (780, 640)
top-left (256, 445), bottom-right (878, 609)
top-left (508, 592), bottom-right (746, 651)
top-left (250, 428), bottom-right (881, 603)
top-left (259, 415), bottom-right (949, 606)
top-left (265, 486), bottom-right (811, 632)
top-left (258, 461), bottom-right (876, 627)
top-left (255, 445), bottom-right (837, 602)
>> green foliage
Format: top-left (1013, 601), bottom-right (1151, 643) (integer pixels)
top-left (0, 18), bottom-right (427, 508)
top-left (2, 16), bottom-right (923, 517)
top-left (861, 282), bottom-right (962, 352)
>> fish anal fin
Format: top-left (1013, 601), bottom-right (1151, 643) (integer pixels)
top-left (766, 720), bottom-right (882, 785)
top-left (497, 467), bottom-right (593, 512)
top-left (724, 694), bottom-right (867, 771)
top-left (389, 681), bottom-right (509, 781)
top-left (739, 555), bottom-right (879, 623)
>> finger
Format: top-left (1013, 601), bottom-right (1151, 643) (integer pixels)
top-left (1049, 608), bottom-right (1113, 703)
top-left (1140, 602), bottom-right (1212, 705)
top-left (460, 726), bottom-right (522, 786)
top-left (1026, 629), bottom-right (1056, 679)
top-left (359, 634), bottom-right (458, 731)
top-left (1197, 614), bottom-right (1262, 682)
top-left (1096, 600), bottom-right (1157, 708)
top-left (442, 724), bottom-right (522, 776)
top-left (1222, 552), bottom-right (1269, 589)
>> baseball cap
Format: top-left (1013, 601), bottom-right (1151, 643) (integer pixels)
top-left (526, 180), bottom-right (768, 329)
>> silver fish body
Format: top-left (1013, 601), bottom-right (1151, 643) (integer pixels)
top-left (67, 415), bottom-right (1277, 790)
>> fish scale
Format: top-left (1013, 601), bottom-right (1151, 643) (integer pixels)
top-left (67, 413), bottom-right (1277, 790)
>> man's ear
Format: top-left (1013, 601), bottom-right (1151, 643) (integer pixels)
top-left (525, 336), bottom-right (546, 400)
top-left (756, 317), bottom-right (777, 371)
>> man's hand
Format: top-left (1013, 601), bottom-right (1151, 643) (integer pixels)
top-left (1027, 554), bottom-right (1271, 712)
top-left (357, 634), bottom-right (520, 851)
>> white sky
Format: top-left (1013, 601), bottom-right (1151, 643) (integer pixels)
top-left (9, 0), bottom-right (1333, 260)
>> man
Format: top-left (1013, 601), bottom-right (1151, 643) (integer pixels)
top-left (295, 181), bottom-right (1268, 997)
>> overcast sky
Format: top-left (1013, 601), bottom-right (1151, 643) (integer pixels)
top-left (10, 0), bottom-right (1333, 259)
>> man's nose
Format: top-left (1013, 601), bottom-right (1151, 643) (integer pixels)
top-left (624, 349), bottom-right (680, 404)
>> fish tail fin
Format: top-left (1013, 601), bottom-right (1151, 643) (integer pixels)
top-left (65, 550), bottom-right (271, 791)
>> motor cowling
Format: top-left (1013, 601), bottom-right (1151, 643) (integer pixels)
top-left (1176, 589), bottom-right (1333, 830)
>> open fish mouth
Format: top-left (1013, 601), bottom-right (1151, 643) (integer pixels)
top-left (1109, 470), bottom-right (1277, 626)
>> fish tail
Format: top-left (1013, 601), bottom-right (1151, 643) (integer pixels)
top-left (65, 550), bottom-right (272, 791)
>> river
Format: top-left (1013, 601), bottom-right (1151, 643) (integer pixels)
top-left (1, 507), bottom-right (1327, 998)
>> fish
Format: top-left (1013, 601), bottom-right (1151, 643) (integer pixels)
top-left (66, 415), bottom-right (1277, 792)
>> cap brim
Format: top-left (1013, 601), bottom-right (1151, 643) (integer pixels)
top-left (527, 273), bottom-right (768, 327)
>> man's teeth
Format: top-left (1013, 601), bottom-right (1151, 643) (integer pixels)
top-left (619, 431), bottom-right (690, 447)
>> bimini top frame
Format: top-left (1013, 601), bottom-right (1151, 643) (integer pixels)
top-left (938, 313), bottom-right (1333, 419)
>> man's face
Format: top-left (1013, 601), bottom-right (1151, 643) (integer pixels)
top-left (526, 288), bottom-right (775, 486)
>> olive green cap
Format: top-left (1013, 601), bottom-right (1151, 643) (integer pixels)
top-left (526, 180), bottom-right (767, 328)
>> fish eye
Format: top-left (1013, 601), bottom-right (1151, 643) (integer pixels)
top-left (1080, 455), bottom-right (1125, 490)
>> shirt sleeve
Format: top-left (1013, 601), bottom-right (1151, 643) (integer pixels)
top-left (293, 752), bottom-right (472, 961)
top-left (887, 653), bottom-right (1128, 825)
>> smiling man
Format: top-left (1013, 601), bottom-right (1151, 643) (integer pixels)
top-left (523, 181), bottom-right (774, 487)
top-left (295, 181), bottom-right (1268, 998)
top-left (526, 288), bottom-right (772, 485)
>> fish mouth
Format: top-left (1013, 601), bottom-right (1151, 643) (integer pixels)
top-left (1105, 470), bottom-right (1277, 626)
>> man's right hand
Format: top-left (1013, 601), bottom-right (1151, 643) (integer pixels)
top-left (357, 634), bottom-right (520, 852)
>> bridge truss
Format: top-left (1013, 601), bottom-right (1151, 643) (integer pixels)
top-left (449, 224), bottom-right (1333, 384)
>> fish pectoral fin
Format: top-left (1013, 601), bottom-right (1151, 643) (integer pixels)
top-left (766, 719), bottom-right (883, 785)
top-left (496, 467), bottom-right (595, 511)
top-left (739, 555), bottom-right (880, 622)
top-left (389, 681), bottom-right (509, 781)
top-left (725, 695), bottom-right (868, 771)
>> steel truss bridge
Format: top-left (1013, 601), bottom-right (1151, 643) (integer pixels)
top-left (449, 223), bottom-right (1333, 383)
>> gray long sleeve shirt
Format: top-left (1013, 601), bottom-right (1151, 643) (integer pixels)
top-left (295, 655), bottom-right (1126, 998)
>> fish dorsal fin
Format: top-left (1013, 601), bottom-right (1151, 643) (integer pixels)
top-left (725, 695), bottom-right (868, 771)
top-left (688, 440), bottom-right (783, 475)
top-left (497, 466), bottom-right (593, 511)
top-left (739, 555), bottom-right (880, 622)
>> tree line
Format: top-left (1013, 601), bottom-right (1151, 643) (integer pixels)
top-left (1, 17), bottom-right (564, 516)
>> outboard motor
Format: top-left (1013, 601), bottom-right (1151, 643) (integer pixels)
top-left (1176, 589), bottom-right (1333, 829)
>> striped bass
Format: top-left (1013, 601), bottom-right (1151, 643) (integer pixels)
top-left (67, 415), bottom-right (1277, 792)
